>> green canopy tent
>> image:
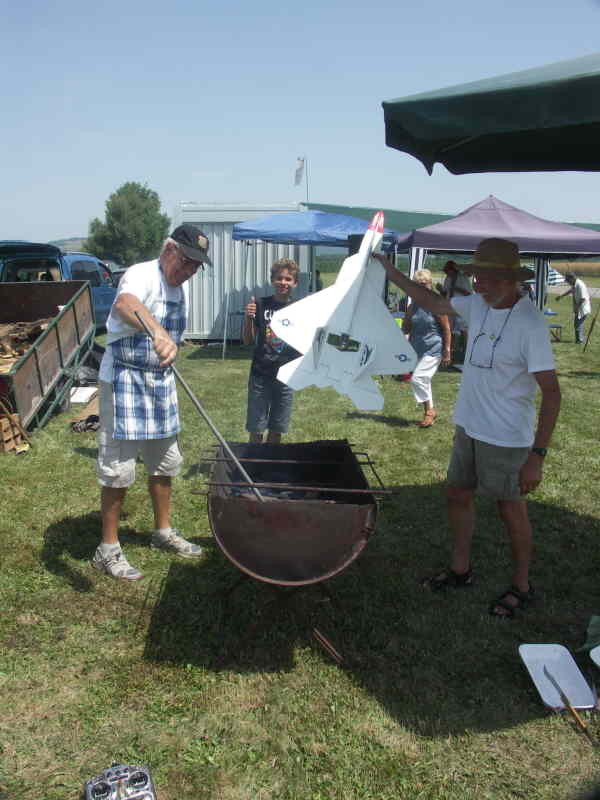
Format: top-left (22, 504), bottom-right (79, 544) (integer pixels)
top-left (382, 53), bottom-right (600, 175)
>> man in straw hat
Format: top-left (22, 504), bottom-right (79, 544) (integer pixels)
top-left (374, 238), bottom-right (561, 618)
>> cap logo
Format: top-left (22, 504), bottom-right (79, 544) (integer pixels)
top-left (197, 235), bottom-right (208, 251)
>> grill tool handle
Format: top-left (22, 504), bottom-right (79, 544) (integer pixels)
top-left (134, 312), bottom-right (264, 503)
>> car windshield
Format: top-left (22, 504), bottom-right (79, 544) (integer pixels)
top-left (3, 257), bottom-right (62, 282)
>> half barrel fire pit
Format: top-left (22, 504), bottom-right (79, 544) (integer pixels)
top-left (207, 439), bottom-right (382, 587)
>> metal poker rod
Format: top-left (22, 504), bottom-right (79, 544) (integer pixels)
top-left (134, 312), bottom-right (265, 502)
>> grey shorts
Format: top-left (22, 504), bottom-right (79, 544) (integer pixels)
top-left (446, 425), bottom-right (530, 500)
top-left (246, 371), bottom-right (294, 434)
top-left (96, 381), bottom-right (183, 488)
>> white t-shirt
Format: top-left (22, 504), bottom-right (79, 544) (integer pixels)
top-left (443, 272), bottom-right (472, 296)
top-left (573, 279), bottom-right (591, 319)
top-left (98, 259), bottom-right (185, 382)
top-left (450, 294), bottom-right (555, 447)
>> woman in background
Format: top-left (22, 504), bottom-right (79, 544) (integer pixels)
top-left (402, 269), bottom-right (452, 427)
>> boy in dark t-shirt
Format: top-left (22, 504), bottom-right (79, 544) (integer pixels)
top-left (243, 258), bottom-right (300, 443)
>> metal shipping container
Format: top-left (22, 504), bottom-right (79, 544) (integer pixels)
top-left (172, 203), bottom-right (314, 341)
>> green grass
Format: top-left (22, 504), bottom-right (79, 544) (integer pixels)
top-left (1, 298), bottom-right (600, 799)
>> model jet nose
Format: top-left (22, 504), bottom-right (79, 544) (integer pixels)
top-left (368, 211), bottom-right (385, 234)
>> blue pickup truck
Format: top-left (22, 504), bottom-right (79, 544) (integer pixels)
top-left (0, 241), bottom-right (117, 327)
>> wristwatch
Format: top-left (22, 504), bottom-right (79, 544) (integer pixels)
top-left (531, 447), bottom-right (547, 458)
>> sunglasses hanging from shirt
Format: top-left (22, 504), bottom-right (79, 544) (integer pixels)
top-left (469, 305), bottom-right (516, 369)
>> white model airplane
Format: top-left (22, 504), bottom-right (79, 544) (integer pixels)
top-left (270, 211), bottom-right (418, 411)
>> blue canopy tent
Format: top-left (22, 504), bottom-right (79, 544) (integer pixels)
top-left (232, 209), bottom-right (401, 247)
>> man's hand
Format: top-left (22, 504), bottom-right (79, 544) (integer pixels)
top-left (152, 328), bottom-right (178, 367)
top-left (245, 296), bottom-right (257, 319)
top-left (519, 453), bottom-right (543, 495)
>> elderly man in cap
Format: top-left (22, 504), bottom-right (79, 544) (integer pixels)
top-left (374, 239), bottom-right (561, 618)
top-left (92, 225), bottom-right (211, 580)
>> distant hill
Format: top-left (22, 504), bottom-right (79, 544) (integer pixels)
top-left (48, 237), bottom-right (87, 252)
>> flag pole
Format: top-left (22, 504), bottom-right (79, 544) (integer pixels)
top-left (305, 156), bottom-right (309, 203)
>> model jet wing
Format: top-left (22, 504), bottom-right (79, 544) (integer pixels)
top-left (270, 211), bottom-right (417, 411)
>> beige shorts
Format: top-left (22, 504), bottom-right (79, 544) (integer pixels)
top-left (447, 425), bottom-right (530, 501)
top-left (96, 381), bottom-right (183, 488)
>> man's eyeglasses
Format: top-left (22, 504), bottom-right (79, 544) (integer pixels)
top-left (468, 304), bottom-right (516, 369)
top-left (468, 332), bottom-right (499, 369)
top-left (177, 248), bottom-right (204, 271)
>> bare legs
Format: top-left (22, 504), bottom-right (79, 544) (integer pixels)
top-left (446, 487), bottom-right (532, 601)
top-left (446, 487), bottom-right (475, 575)
top-left (496, 498), bottom-right (532, 594)
top-left (148, 476), bottom-right (172, 530)
top-left (100, 486), bottom-right (126, 545)
top-left (100, 476), bottom-right (173, 545)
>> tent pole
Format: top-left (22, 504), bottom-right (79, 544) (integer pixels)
top-left (534, 256), bottom-right (548, 311)
top-left (222, 254), bottom-right (232, 360)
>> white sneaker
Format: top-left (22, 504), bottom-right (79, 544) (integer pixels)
top-left (151, 529), bottom-right (203, 559)
top-left (91, 547), bottom-right (144, 580)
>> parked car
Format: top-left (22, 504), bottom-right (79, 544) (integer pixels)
top-left (0, 241), bottom-right (117, 327)
top-left (103, 261), bottom-right (128, 287)
top-left (61, 252), bottom-right (116, 326)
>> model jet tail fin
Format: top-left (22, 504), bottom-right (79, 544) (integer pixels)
top-left (345, 376), bottom-right (384, 411)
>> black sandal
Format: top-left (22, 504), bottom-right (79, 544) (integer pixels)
top-left (421, 566), bottom-right (474, 591)
top-left (489, 584), bottom-right (534, 619)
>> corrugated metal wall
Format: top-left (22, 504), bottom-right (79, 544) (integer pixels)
top-left (173, 203), bottom-right (313, 340)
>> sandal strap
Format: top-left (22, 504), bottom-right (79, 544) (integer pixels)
top-left (490, 598), bottom-right (517, 618)
top-left (489, 584), bottom-right (534, 618)
top-left (506, 583), bottom-right (534, 602)
top-left (422, 566), bottom-right (473, 590)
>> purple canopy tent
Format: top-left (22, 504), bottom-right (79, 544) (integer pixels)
top-left (395, 195), bottom-right (600, 308)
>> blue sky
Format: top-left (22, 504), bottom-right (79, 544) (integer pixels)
top-left (3, 0), bottom-right (600, 241)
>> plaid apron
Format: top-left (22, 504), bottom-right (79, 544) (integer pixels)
top-left (111, 297), bottom-right (185, 440)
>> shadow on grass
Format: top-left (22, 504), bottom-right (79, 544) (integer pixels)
top-left (73, 446), bottom-right (98, 459)
top-left (346, 411), bottom-right (412, 428)
top-left (142, 482), bottom-right (600, 738)
top-left (41, 512), bottom-right (142, 592)
top-left (558, 370), bottom-right (600, 379)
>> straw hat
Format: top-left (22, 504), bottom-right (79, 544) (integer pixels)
top-left (462, 238), bottom-right (534, 280)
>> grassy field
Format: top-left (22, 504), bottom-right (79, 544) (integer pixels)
top-left (1, 296), bottom-right (600, 799)
top-left (552, 262), bottom-right (600, 279)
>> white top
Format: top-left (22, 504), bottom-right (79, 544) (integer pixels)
top-left (573, 278), bottom-right (591, 319)
top-left (443, 272), bottom-right (472, 296)
top-left (99, 259), bottom-right (185, 382)
top-left (450, 294), bottom-right (555, 447)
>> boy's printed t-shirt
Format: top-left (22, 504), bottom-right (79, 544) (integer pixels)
top-left (251, 296), bottom-right (300, 377)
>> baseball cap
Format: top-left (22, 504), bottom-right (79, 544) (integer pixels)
top-left (171, 224), bottom-right (212, 265)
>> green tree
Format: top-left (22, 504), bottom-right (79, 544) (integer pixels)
top-left (85, 182), bottom-right (170, 265)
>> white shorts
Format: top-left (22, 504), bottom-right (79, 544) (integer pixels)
top-left (410, 354), bottom-right (441, 404)
top-left (96, 381), bottom-right (183, 488)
